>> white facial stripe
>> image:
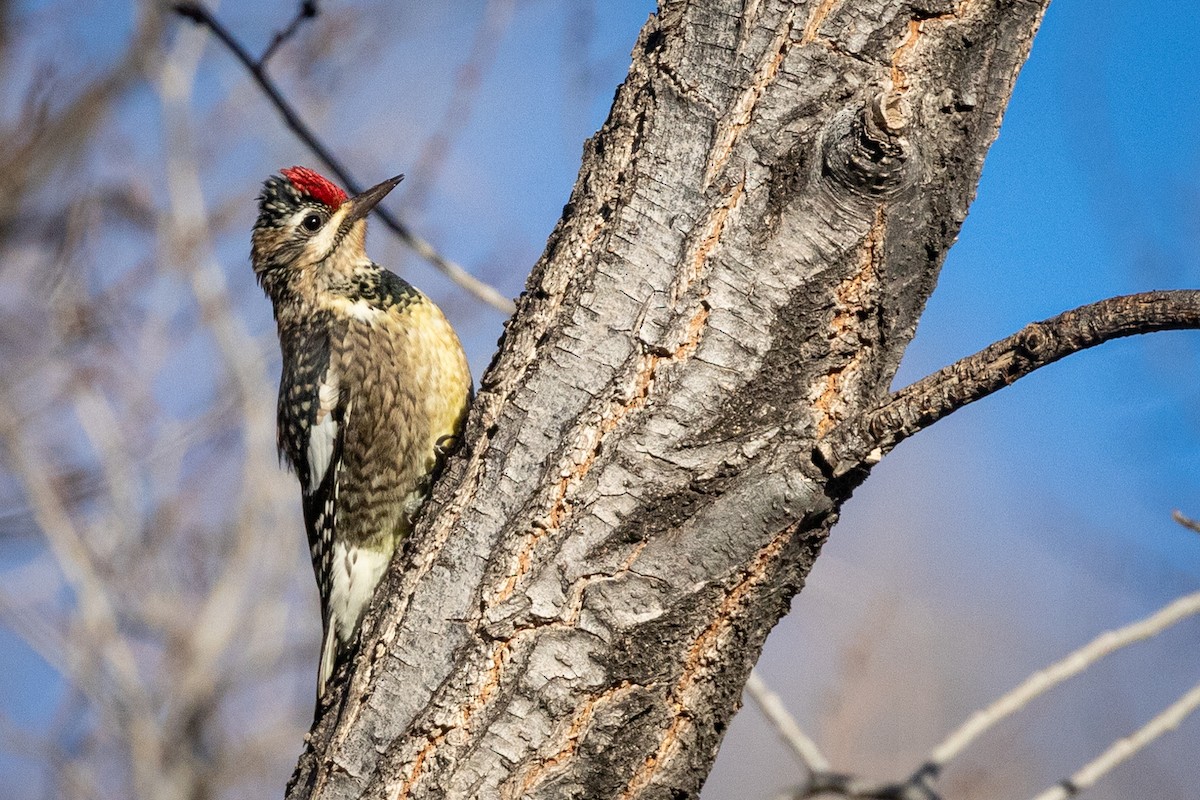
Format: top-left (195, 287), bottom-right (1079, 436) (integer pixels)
top-left (295, 205), bottom-right (351, 267)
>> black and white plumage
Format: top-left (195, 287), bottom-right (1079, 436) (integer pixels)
top-left (252, 167), bottom-right (472, 698)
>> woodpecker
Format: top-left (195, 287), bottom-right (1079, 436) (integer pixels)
top-left (251, 166), bottom-right (471, 698)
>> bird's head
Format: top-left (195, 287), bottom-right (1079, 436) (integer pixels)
top-left (251, 166), bottom-right (402, 300)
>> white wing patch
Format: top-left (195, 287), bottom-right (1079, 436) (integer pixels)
top-left (306, 369), bottom-right (341, 492)
top-left (317, 622), bottom-right (338, 699)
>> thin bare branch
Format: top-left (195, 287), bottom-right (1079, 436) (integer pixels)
top-left (0, 574), bottom-right (71, 678)
top-left (745, 669), bottom-right (831, 774)
top-left (171, 1), bottom-right (516, 314)
top-left (157, 14), bottom-right (297, 750)
top-left (0, 3), bottom-right (164, 220)
top-left (1028, 680), bottom-right (1200, 800)
top-left (260, 0), bottom-right (319, 66)
top-left (1173, 510), bottom-right (1200, 534)
top-left (869, 291), bottom-right (1200, 455)
top-left (71, 386), bottom-right (141, 555)
top-left (782, 770), bottom-right (941, 800)
top-left (927, 590), bottom-right (1200, 771)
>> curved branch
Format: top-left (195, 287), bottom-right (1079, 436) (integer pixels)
top-left (1173, 510), bottom-right (1200, 534)
top-left (927, 589), bottom-right (1200, 772)
top-left (868, 290), bottom-right (1200, 455)
top-left (172, 2), bottom-right (516, 314)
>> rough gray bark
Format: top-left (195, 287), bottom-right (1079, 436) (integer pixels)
top-left (287, 1), bottom-right (1057, 797)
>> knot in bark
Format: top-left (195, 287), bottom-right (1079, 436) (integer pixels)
top-left (821, 93), bottom-right (915, 199)
top-left (1015, 323), bottom-right (1049, 361)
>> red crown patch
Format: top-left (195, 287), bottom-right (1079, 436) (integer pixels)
top-left (281, 166), bottom-right (348, 208)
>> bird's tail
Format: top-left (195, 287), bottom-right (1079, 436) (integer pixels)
top-left (315, 542), bottom-right (394, 702)
top-left (317, 620), bottom-right (340, 700)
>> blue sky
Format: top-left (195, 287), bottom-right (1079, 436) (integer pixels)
top-left (898, 0), bottom-right (1200, 567)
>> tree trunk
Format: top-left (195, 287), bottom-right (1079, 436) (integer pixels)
top-left (288, 1), bottom-right (1050, 797)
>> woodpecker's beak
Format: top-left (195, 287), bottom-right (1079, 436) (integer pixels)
top-left (343, 174), bottom-right (404, 224)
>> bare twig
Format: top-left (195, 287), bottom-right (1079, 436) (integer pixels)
top-left (744, 670), bottom-right (946, 800)
top-left (1028, 680), bottom-right (1200, 800)
top-left (926, 590), bottom-right (1200, 771)
top-left (0, 569), bottom-right (70, 677)
top-left (869, 291), bottom-right (1200, 455)
top-left (1173, 510), bottom-right (1200, 534)
top-left (745, 669), bottom-right (831, 774)
top-left (71, 386), bottom-right (141, 555)
top-left (260, 0), bottom-right (319, 65)
top-left (0, 3), bottom-right (164, 220)
top-left (172, 2), bottom-right (516, 314)
top-left (780, 770), bottom-right (942, 800)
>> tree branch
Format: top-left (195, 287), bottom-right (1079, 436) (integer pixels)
top-left (1029, 679), bottom-right (1200, 800)
top-left (869, 291), bottom-right (1200, 455)
top-left (259, 0), bottom-right (318, 66)
top-left (171, 2), bottom-right (516, 314)
top-left (926, 589), bottom-right (1200, 773)
top-left (1173, 510), bottom-right (1200, 534)
top-left (744, 669), bottom-right (830, 775)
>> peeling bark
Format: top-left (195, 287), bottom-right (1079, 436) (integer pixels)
top-left (287, 1), bottom-right (1056, 797)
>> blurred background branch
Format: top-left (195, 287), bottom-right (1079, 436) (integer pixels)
top-left (1029, 679), bottom-right (1200, 800)
top-left (173, 1), bottom-right (516, 314)
top-left (763, 580), bottom-right (1200, 800)
top-left (0, 2), bottom-right (545, 795)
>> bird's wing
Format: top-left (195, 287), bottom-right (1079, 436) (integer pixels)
top-left (301, 367), bottom-right (348, 613)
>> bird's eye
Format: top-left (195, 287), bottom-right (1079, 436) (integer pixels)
top-left (301, 213), bottom-right (323, 232)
